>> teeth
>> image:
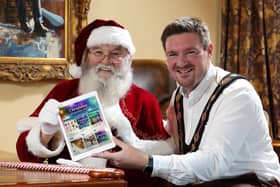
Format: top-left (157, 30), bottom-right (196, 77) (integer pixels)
top-left (100, 67), bottom-right (111, 71)
top-left (178, 68), bottom-right (192, 73)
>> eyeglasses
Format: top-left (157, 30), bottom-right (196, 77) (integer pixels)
top-left (88, 48), bottom-right (128, 63)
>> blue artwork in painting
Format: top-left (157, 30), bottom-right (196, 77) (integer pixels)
top-left (0, 9), bottom-right (64, 58)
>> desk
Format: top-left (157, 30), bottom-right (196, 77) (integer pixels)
top-left (0, 168), bottom-right (127, 187)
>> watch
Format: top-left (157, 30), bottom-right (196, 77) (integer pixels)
top-left (143, 155), bottom-right (153, 176)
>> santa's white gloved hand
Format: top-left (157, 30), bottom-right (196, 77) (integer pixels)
top-left (104, 104), bottom-right (176, 155)
top-left (103, 104), bottom-right (132, 143)
top-left (39, 99), bottom-right (61, 135)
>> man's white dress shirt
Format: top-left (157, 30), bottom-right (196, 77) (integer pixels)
top-left (152, 64), bottom-right (280, 185)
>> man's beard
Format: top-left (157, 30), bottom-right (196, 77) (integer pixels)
top-left (78, 57), bottom-right (133, 107)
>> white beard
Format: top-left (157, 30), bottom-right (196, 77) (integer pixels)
top-left (78, 57), bottom-right (133, 107)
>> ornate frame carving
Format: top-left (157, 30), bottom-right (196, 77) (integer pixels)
top-left (0, 0), bottom-right (91, 82)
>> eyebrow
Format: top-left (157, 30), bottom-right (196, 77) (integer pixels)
top-left (166, 47), bottom-right (199, 53)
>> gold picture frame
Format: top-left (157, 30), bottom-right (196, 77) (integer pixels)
top-left (0, 0), bottom-right (91, 82)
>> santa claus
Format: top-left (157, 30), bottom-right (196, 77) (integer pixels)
top-left (16, 19), bottom-right (175, 187)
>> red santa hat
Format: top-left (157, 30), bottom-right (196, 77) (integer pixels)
top-left (69, 19), bottom-right (136, 78)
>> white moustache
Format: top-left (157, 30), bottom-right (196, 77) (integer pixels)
top-left (95, 64), bottom-right (115, 74)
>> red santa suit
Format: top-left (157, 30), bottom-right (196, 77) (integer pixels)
top-left (16, 18), bottom-right (176, 187)
top-left (16, 78), bottom-right (170, 187)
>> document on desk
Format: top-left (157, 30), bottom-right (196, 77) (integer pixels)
top-left (57, 91), bottom-right (115, 161)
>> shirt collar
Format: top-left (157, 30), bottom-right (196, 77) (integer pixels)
top-left (179, 64), bottom-right (216, 105)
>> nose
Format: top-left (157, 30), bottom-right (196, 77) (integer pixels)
top-left (177, 53), bottom-right (189, 64)
top-left (100, 55), bottom-right (112, 64)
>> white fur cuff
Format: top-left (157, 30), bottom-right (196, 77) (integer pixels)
top-left (16, 116), bottom-right (40, 133)
top-left (104, 104), bottom-right (176, 155)
top-left (26, 125), bottom-right (65, 158)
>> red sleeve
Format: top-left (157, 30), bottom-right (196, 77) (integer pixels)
top-left (16, 131), bottom-right (45, 162)
top-left (121, 84), bottom-right (169, 140)
top-left (119, 85), bottom-right (169, 187)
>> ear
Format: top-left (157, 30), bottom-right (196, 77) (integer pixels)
top-left (126, 54), bottom-right (133, 66)
top-left (207, 43), bottom-right (214, 57)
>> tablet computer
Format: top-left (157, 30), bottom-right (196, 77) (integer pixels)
top-left (57, 91), bottom-right (115, 161)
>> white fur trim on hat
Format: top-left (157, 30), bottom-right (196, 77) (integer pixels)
top-left (87, 26), bottom-right (136, 55)
top-left (69, 63), bottom-right (82, 78)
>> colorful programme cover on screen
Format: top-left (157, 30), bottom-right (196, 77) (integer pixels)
top-left (57, 91), bottom-right (115, 161)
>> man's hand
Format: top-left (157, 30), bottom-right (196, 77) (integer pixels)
top-left (39, 99), bottom-right (61, 135)
top-left (94, 137), bottom-right (149, 170)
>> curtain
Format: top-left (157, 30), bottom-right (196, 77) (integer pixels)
top-left (220, 0), bottom-right (280, 139)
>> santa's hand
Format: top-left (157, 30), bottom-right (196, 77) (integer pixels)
top-left (103, 104), bottom-right (121, 122)
top-left (103, 104), bottom-right (132, 142)
top-left (39, 99), bottom-right (61, 135)
top-left (104, 104), bottom-right (175, 155)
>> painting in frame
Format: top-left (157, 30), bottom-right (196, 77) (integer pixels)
top-left (0, 0), bottom-right (91, 82)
